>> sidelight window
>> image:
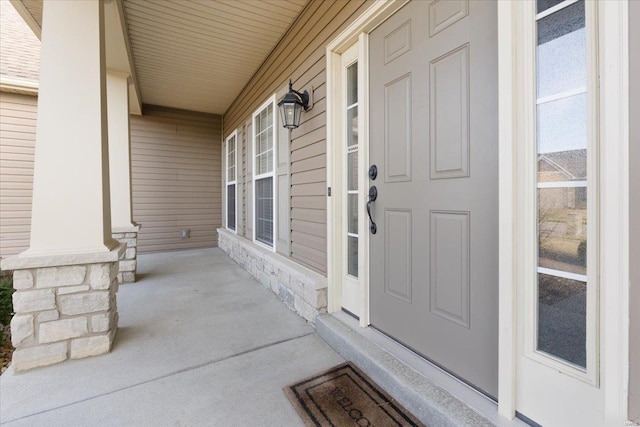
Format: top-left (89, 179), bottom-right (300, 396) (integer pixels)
top-left (345, 61), bottom-right (359, 278)
top-left (534, 0), bottom-right (595, 373)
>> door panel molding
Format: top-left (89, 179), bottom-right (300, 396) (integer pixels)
top-left (383, 19), bottom-right (412, 64)
top-left (429, 210), bottom-right (470, 328)
top-left (429, 44), bottom-right (470, 179)
top-left (384, 208), bottom-right (413, 303)
top-left (384, 73), bottom-right (412, 183)
top-left (429, 0), bottom-right (469, 37)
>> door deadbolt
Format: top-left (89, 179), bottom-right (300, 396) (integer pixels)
top-left (368, 165), bottom-right (378, 180)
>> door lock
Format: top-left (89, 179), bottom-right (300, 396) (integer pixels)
top-left (368, 164), bottom-right (378, 180)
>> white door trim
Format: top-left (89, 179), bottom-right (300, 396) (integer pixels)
top-left (496, 0), bottom-right (518, 417)
top-left (326, 0), bottom-right (409, 327)
top-left (498, 0), bottom-right (631, 422)
top-left (598, 0), bottom-right (630, 420)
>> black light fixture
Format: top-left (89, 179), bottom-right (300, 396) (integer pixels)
top-left (278, 80), bottom-right (311, 130)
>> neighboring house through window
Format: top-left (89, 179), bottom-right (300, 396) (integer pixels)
top-left (252, 96), bottom-right (276, 248)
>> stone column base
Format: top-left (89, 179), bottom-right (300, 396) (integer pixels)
top-left (1, 245), bottom-right (125, 371)
top-left (112, 225), bottom-right (140, 283)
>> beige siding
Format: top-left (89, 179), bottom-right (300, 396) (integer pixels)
top-left (223, 0), bottom-right (370, 274)
top-left (0, 99), bottom-right (222, 259)
top-left (0, 93), bottom-right (37, 259)
top-left (130, 106), bottom-right (222, 253)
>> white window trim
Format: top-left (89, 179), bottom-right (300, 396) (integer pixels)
top-left (328, 41), bottom-right (364, 320)
top-left (498, 0), bottom-right (630, 421)
top-left (225, 130), bottom-right (238, 233)
top-left (251, 95), bottom-right (277, 252)
top-left (522, 0), bottom-right (600, 387)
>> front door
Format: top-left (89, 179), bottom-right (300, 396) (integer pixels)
top-left (369, 0), bottom-right (499, 398)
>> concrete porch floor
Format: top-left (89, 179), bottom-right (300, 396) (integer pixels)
top-left (0, 248), bottom-right (345, 426)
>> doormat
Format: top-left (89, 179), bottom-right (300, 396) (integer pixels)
top-left (284, 362), bottom-right (426, 427)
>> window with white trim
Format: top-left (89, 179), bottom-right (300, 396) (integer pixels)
top-left (226, 132), bottom-right (237, 231)
top-left (252, 97), bottom-right (276, 248)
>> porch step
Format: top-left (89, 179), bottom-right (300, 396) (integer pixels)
top-left (316, 312), bottom-right (528, 427)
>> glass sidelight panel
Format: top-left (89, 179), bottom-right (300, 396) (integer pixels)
top-left (347, 236), bottom-right (358, 277)
top-left (347, 106), bottom-right (358, 148)
top-left (345, 61), bottom-right (359, 278)
top-left (537, 2), bottom-right (586, 99)
top-left (347, 194), bottom-right (358, 234)
top-left (535, 0), bottom-right (589, 369)
top-left (537, 273), bottom-right (586, 367)
top-left (348, 151), bottom-right (358, 191)
top-left (538, 187), bottom-right (587, 276)
top-left (537, 94), bottom-right (587, 154)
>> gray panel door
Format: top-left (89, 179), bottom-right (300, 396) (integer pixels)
top-left (369, 0), bottom-right (499, 398)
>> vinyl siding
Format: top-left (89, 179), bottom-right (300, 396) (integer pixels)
top-left (0, 93), bottom-right (37, 259)
top-left (223, 0), bottom-right (371, 274)
top-left (131, 106), bottom-right (222, 253)
top-left (0, 99), bottom-right (222, 259)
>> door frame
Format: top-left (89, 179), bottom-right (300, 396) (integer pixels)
top-left (328, 0), bottom-right (630, 421)
top-left (326, 0), bottom-right (410, 328)
top-left (498, 0), bottom-right (630, 422)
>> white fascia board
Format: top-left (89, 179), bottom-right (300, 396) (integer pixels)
top-left (114, 0), bottom-right (142, 115)
top-left (9, 0), bottom-right (41, 39)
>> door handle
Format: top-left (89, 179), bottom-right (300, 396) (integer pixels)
top-left (367, 185), bottom-right (377, 234)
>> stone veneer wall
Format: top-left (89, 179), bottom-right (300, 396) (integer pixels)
top-left (217, 229), bottom-right (327, 324)
top-left (9, 259), bottom-right (120, 371)
top-left (112, 227), bottom-right (139, 283)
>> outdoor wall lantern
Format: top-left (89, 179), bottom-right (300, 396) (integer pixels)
top-left (278, 80), bottom-right (312, 130)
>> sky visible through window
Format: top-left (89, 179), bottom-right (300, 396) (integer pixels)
top-left (537, 18), bottom-right (586, 154)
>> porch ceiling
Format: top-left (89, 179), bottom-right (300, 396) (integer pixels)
top-left (123, 0), bottom-right (307, 114)
top-left (15, 0), bottom-right (308, 115)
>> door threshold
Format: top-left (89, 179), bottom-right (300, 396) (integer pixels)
top-left (317, 311), bottom-right (530, 427)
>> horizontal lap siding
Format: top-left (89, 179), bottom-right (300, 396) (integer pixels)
top-left (223, 0), bottom-right (370, 274)
top-left (0, 94), bottom-right (37, 259)
top-left (131, 107), bottom-right (222, 253)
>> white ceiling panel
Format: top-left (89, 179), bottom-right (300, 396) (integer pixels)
top-left (123, 0), bottom-right (308, 114)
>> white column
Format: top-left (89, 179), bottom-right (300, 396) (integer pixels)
top-left (107, 71), bottom-right (135, 229)
top-left (1, 0), bottom-right (124, 372)
top-left (26, 0), bottom-right (117, 256)
top-left (107, 71), bottom-right (139, 283)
